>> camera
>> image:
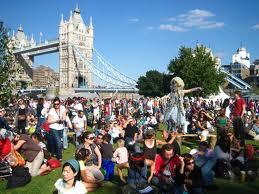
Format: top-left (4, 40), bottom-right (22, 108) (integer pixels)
top-left (58, 120), bottom-right (63, 124)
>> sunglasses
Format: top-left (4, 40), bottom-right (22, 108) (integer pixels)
top-left (186, 161), bottom-right (195, 165)
top-left (88, 137), bottom-right (95, 140)
top-left (54, 103), bottom-right (60, 106)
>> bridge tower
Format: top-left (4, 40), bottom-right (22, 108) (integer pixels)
top-left (59, 5), bottom-right (93, 95)
top-left (13, 25), bottom-right (34, 87)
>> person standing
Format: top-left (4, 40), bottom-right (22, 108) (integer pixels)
top-left (164, 77), bottom-right (202, 133)
top-left (231, 90), bottom-right (246, 146)
top-left (72, 110), bottom-right (87, 147)
top-left (16, 99), bottom-right (28, 134)
top-left (47, 97), bottom-right (67, 161)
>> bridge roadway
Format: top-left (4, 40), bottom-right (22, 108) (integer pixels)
top-left (21, 87), bottom-right (139, 94)
top-left (13, 39), bottom-right (59, 56)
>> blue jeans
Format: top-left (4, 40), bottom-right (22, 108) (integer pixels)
top-left (196, 158), bottom-right (216, 185)
top-left (50, 128), bottom-right (63, 160)
top-left (45, 132), bottom-right (54, 155)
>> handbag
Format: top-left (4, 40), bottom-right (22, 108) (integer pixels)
top-left (13, 150), bottom-right (25, 167)
top-left (47, 158), bottom-right (61, 169)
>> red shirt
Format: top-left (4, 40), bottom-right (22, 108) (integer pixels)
top-left (232, 98), bottom-right (246, 117)
top-left (154, 153), bottom-right (181, 176)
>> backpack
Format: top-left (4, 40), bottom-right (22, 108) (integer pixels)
top-left (215, 159), bottom-right (233, 179)
top-left (0, 161), bottom-right (12, 178)
top-left (245, 144), bottom-right (255, 160)
top-left (6, 166), bottom-right (31, 189)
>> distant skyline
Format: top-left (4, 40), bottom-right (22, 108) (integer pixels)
top-left (0, 0), bottom-right (259, 79)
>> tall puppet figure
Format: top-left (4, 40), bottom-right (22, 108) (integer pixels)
top-left (164, 77), bottom-right (202, 133)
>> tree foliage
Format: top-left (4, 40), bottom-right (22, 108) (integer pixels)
top-left (137, 70), bottom-right (168, 97)
top-left (168, 45), bottom-right (226, 96)
top-left (0, 21), bottom-right (18, 106)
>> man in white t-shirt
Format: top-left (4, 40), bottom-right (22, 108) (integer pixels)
top-left (72, 110), bottom-right (87, 146)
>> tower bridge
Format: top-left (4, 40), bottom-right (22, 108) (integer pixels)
top-left (12, 6), bottom-right (137, 96)
top-left (12, 5), bottom-right (250, 96)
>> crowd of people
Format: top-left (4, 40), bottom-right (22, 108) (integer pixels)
top-left (0, 86), bottom-right (259, 193)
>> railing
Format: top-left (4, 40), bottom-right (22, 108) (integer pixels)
top-left (220, 68), bottom-right (251, 89)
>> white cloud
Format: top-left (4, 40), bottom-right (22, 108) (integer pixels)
top-left (128, 18), bottom-right (139, 22)
top-left (159, 24), bottom-right (187, 32)
top-left (146, 26), bottom-right (154, 30)
top-left (199, 22), bottom-right (225, 29)
top-left (166, 9), bottom-right (224, 30)
top-left (187, 9), bottom-right (214, 18)
top-left (252, 24), bottom-right (259, 30)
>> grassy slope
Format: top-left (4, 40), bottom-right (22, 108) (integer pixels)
top-left (1, 126), bottom-right (259, 194)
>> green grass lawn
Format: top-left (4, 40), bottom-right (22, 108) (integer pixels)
top-left (1, 127), bottom-right (259, 194)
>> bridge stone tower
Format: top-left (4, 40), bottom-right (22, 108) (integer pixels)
top-left (59, 5), bottom-right (93, 95)
top-left (12, 25), bottom-right (35, 87)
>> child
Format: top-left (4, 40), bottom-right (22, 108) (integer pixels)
top-left (54, 159), bottom-right (86, 194)
top-left (76, 148), bottom-right (102, 192)
top-left (27, 113), bottom-right (37, 135)
top-left (100, 134), bottom-right (115, 181)
top-left (113, 139), bottom-right (129, 183)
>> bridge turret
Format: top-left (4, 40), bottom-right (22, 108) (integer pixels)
top-left (60, 13), bottom-right (64, 25)
top-left (30, 34), bottom-right (35, 47)
top-left (15, 25), bottom-right (29, 48)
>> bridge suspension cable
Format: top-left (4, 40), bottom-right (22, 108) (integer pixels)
top-left (93, 48), bottom-right (136, 85)
top-left (72, 45), bottom-right (136, 89)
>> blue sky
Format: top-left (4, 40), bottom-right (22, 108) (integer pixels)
top-left (1, 0), bottom-right (259, 80)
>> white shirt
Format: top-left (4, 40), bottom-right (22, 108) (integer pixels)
top-left (48, 105), bottom-right (66, 130)
top-left (72, 115), bottom-right (86, 129)
top-left (74, 103), bottom-right (83, 111)
top-left (54, 178), bottom-right (87, 194)
top-left (113, 147), bottom-right (128, 164)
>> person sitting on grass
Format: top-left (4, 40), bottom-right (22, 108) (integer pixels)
top-left (77, 132), bottom-right (104, 191)
top-left (54, 159), bottom-right (87, 194)
top-left (150, 144), bottom-right (181, 193)
top-left (113, 138), bottom-right (129, 183)
top-left (100, 134), bottom-right (115, 181)
top-left (13, 133), bottom-right (49, 177)
top-left (215, 108), bottom-right (231, 141)
top-left (76, 148), bottom-right (103, 192)
top-left (175, 154), bottom-right (204, 194)
top-left (248, 115), bottom-right (259, 141)
top-left (190, 141), bottom-right (217, 190)
top-left (122, 152), bottom-right (158, 194)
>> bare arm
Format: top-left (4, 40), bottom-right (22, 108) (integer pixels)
top-left (148, 160), bottom-right (155, 183)
top-left (94, 146), bottom-right (102, 169)
top-left (14, 140), bottom-right (26, 150)
top-left (183, 87), bottom-right (202, 94)
top-left (241, 104), bottom-right (246, 118)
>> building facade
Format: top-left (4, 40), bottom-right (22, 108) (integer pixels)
top-left (32, 65), bottom-right (59, 88)
top-left (230, 47), bottom-right (251, 79)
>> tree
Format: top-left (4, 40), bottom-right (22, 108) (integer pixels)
top-left (168, 45), bottom-right (226, 96)
top-left (0, 21), bottom-right (18, 106)
top-left (137, 70), bottom-right (165, 97)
